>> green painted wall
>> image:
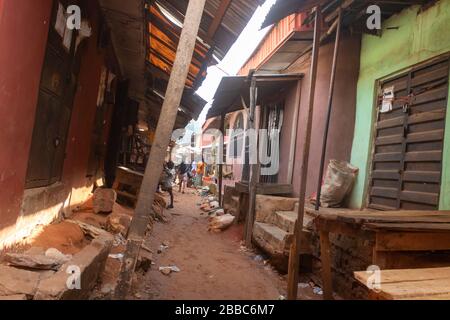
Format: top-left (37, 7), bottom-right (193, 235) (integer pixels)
top-left (349, 0), bottom-right (450, 209)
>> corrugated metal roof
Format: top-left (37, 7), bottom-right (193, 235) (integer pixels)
top-left (143, 0), bottom-right (263, 127)
top-left (157, 0), bottom-right (263, 61)
top-left (261, 0), bottom-right (316, 29)
top-left (262, 0), bottom-right (433, 32)
top-left (207, 73), bottom-right (303, 119)
top-left (147, 3), bottom-right (209, 89)
top-left (239, 12), bottom-right (313, 75)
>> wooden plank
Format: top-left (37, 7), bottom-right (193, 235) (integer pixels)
top-left (406, 129), bottom-right (444, 143)
top-left (341, 214), bottom-right (450, 224)
top-left (319, 231), bottom-right (334, 300)
top-left (405, 292), bottom-right (450, 300)
top-left (218, 114), bottom-right (225, 206)
top-left (372, 170), bottom-right (401, 180)
top-left (370, 187), bottom-right (398, 199)
top-left (376, 231), bottom-right (450, 251)
top-left (206, 0), bottom-right (232, 39)
top-left (377, 116), bottom-right (403, 130)
top-left (244, 77), bottom-right (258, 248)
top-left (355, 266), bottom-right (450, 299)
top-left (408, 109), bottom-right (446, 125)
top-left (404, 150), bottom-right (442, 162)
top-left (411, 65), bottom-right (449, 88)
top-left (355, 269), bottom-right (450, 300)
top-left (355, 266), bottom-right (450, 285)
top-left (380, 278), bottom-right (450, 300)
top-left (374, 152), bottom-right (402, 162)
top-left (412, 86), bottom-right (448, 105)
top-left (376, 134), bottom-right (403, 146)
top-left (287, 7), bottom-right (322, 301)
top-left (338, 210), bottom-right (450, 218)
top-left (365, 222), bottom-right (450, 232)
top-left (368, 203), bottom-right (397, 211)
top-left (400, 190), bottom-right (439, 206)
top-left (403, 171), bottom-right (441, 183)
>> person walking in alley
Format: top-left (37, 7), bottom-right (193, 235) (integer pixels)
top-left (177, 160), bottom-right (190, 193)
top-left (161, 160), bottom-right (176, 209)
top-left (195, 158), bottom-right (205, 187)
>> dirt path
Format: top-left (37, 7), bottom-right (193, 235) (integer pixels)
top-left (132, 189), bottom-right (287, 300)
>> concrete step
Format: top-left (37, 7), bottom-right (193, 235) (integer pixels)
top-left (253, 222), bottom-right (292, 256)
top-left (274, 209), bottom-right (316, 233)
top-left (253, 222), bottom-right (312, 258)
top-left (275, 210), bottom-right (296, 233)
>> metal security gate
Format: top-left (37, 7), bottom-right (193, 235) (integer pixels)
top-left (368, 57), bottom-right (450, 211)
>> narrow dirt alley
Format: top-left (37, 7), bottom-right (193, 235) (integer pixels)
top-left (132, 189), bottom-right (287, 300)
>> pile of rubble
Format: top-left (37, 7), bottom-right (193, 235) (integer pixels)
top-left (197, 186), bottom-right (235, 233)
top-left (0, 219), bottom-right (113, 300)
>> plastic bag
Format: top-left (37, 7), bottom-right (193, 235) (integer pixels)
top-left (316, 160), bottom-right (358, 208)
top-left (208, 214), bottom-right (235, 232)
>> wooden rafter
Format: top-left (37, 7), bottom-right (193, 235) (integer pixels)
top-left (207, 0), bottom-right (232, 40)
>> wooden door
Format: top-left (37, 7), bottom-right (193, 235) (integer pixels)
top-left (26, 0), bottom-right (80, 188)
top-left (368, 57), bottom-right (449, 210)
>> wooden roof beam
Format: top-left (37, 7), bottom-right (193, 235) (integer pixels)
top-left (207, 0), bottom-right (232, 40)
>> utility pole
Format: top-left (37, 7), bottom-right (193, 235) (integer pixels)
top-left (315, 9), bottom-right (342, 211)
top-left (114, 0), bottom-right (207, 299)
top-left (287, 6), bottom-right (322, 300)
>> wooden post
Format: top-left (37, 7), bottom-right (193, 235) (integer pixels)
top-left (319, 230), bottom-right (333, 300)
top-left (315, 9), bottom-right (342, 211)
top-left (245, 76), bottom-right (258, 247)
top-left (287, 6), bottom-right (322, 300)
top-left (287, 81), bottom-right (302, 184)
top-left (114, 0), bottom-right (207, 299)
top-left (218, 113), bottom-right (225, 206)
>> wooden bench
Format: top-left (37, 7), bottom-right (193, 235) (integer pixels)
top-left (113, 166), bottom-right (144, 206)
top-left (354, 267), bottom-right (450, 300)
top-left (313, 207), bottom-right (450, 299)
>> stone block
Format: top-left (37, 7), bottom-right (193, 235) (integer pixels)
top-left (34, 232), bottom-right (113, 300)
top-left (255, 195), bottom-right (297, 224)
top-left (0, 266), bottom-right (40, 297)
top-left (93, 188), bottom-right (117, 214)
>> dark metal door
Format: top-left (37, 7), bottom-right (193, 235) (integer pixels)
top-left (26, 0), bottom-right (79, 188)
top-left (369, 57), bottom-right (449, 210)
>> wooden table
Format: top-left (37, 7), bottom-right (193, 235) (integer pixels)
top-left (313, 207), bottom-right (450, 300)
top-left (354, 266), bottom-right (450, 300)
top-left (113, 166), bottom-right (144, 205)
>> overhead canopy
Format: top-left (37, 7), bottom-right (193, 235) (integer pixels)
top-left (147, 3), bottom-right (210, 89)
top-left (157, 0), bottom-right (265, 61)
top-left (144, 0), bottom-right (264, 129)
top-left (207, 73), bottom-right (303, 119)
top-left (261, 0), bottom-right (323, 29)
top-left (253, 30), bottom-right (314, 73)
top-left (262, 0), bottom-right (432, 31)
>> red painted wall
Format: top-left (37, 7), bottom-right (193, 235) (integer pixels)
top-left (62, 0), bottom-right (104, 193)
top-left (289, 33), bottom-right (361, 198)
top-left (0, 0), bottom-right (53, 228)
